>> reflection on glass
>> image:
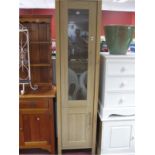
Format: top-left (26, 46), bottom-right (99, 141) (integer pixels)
top-left (68, 9), bottom-right (88, 100)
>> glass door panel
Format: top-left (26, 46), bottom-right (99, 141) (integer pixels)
top-left (68, 9), bottom-right (89, 100)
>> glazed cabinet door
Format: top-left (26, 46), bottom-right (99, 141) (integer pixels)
top-left (60, 0), bottom-right (97, 148)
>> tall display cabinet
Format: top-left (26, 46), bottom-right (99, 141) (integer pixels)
top-left (56, 0), bottom-right (101, 154)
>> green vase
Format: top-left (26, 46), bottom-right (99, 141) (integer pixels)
top-left (104, 25), bottom-right (135, 55)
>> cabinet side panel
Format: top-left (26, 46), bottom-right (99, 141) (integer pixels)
top-left (56, 0), bottom-right (62, 154)
top-left (92, 1), bottom-right (102, 154)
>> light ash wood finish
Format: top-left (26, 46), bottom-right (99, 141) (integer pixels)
top-left (61, 0), bottom-right (95, 148)
top-left (91, 1), bottom-right (102, 154)
top-left (61, 1), bottom-right (96, 107)
top-left (62, 107), bottom-right (92, 149)
top-left (56, 0), bottom-right (62, 154)
top-left (56, 0), bottom-right (101, 154)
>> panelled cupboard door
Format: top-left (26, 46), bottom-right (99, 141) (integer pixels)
top-left (101, 120), bottom-right (135, 154)
top-left (21, 112), bottom-right (51, 145)
top-left (60, 0), bottom-right (97, 148)
top-left (62, 108), bottom-right (92, 149)
top-left (131, 123), bottom-right (135, 151)
top-left (19, 113), bottom-right (24, 146)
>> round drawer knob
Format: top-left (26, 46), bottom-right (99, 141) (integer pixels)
top-left (20, 128), bottom-right (23, 131)
top-left (120, 82), bottom-right (125, 88)
top-left (119, 99), bottom-right (124, 104)
top-left (121, 67), bottom-right (126, 72)
top-left (36, 117), bottom-right (40, 121)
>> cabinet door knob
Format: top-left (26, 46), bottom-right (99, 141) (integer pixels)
top-left (90, 36), bottom-right (94, 41)
top-left (131, 136), bottom-right (135, 141)
top-left (20, 128), bottom-right (23, 131)
top-left (31, 102), bottom-right (36, 108)
top-left (36, 117), bottom-right (40, 121)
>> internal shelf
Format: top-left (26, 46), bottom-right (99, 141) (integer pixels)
top-left (30, 41), bottom-right (51, 44)
top-left (20, 16), bottom-right (52, 95)
top-left (30, 64), bottom-right (52, 67)
top-left (19, 85), bottom-right (56, 98)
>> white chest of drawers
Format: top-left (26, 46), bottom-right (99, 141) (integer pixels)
top-left (99, 53), bottom-right (135, 119)
top-left (97, 52), bottom-right (135, 155)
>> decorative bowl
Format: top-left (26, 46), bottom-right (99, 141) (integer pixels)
top-left (104, 25), bottom-right (135, 55)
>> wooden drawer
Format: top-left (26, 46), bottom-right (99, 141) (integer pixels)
top-left (106, 59), bottom-right (134, 76)
top-left (104, 92), bottom-right (135, 108)
top-left (106, 76), bottom-right (134, 92)
top-left (20, 99), bottom-right (49, 109)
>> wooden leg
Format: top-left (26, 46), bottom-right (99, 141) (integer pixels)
top-left (92, 147), bottom-right (95, 155)
top-left (58, 145), bottom-right (62, 155)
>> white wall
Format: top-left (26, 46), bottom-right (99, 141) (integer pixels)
top-left (19, 0), bottom-right (55, 9)
top-left (19, 0), bottom-right (135, 12)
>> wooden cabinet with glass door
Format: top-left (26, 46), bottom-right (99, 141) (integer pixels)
top-left (56, 0), bottom-right (102, 154)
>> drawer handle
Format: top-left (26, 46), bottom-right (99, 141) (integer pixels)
top-left (120, 67), bottom-right (126, 72)
top-left (36, 117), bottom-right (40, 121)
